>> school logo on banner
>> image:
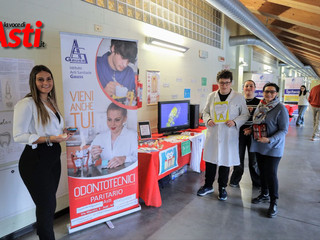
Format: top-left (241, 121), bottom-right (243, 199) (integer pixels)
top-left (65, 39), bottom-right (88, 64)
top-left (159, 145), bottom-right (178, 175)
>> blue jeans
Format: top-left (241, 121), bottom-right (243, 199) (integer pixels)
top-left (296, 105), bottom-right (308, 125)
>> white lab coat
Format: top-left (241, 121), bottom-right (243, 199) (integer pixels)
top-left (90, 126), bottom-right (138, 163)
top-left (202, 90), bottom-right (249, 167)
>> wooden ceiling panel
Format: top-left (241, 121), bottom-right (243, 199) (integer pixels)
top-left (240, 0), bottom-right (320, 30)
top-left (277, 37), bottom-right (320, 55)
top-left (269, 27), bottom-right (320, 48)
top-left (254, 14), bottom-right (320, 41)
top-left (266, 0), bottom-right (320, 15)
top-left (238, 0), bottom-right (320, 78)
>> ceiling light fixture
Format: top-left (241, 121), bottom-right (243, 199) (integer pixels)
top-left (145, 37), bottom-right (189, 53)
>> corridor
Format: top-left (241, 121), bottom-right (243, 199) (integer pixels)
top-left (17, 108), bottom-right (320, 240)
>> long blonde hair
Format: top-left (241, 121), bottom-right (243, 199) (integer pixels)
top-left (25, 65), bottom-right (59, 126)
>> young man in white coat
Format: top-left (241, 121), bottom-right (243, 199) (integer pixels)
top-left (197, 70), bottom-right (249, 201)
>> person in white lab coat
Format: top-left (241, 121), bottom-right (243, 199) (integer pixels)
top-left (90, 103), bottom-right (137, 169)
top-left (197, 70), bottom-right (249, 201)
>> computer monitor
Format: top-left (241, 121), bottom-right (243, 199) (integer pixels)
top-left (157, 100), bottom-right (190, 135)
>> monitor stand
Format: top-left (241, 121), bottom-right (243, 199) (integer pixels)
top-left (162, 131), bottom-right (182, 136)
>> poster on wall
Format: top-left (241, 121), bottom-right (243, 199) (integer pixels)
top-left (0, 58), bottom-right (33, 167)
top-left (284, 77), bottom-right (304, 104)
top-left (146, 70), bottom-right (160, 105)
top-left (201, 77), bottom-right (207, 86)
top-left (60, 32), bottom-right (140, 233)
top-left (252, 74), bottom-right (274, 98)
top-left (184, 88), bottom-right (190, 99)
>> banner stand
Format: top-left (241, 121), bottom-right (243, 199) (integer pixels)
top-left (67, 205), bottom-right (141, 234)
top-left (61, 32), bottom-right (140, 235)
top-left (106, 221), bottom-right (115, 229)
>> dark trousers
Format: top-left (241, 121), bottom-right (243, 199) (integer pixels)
top-left (256, 153), bottom-right (281, 201)
top-left (230, 131), bottom-right (260, 186)
top-left (19, 143), bottom-right (61, 240)
top-left (204, 162), bottom-right (230, 189)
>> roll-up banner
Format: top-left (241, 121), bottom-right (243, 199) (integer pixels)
top-left (60, 32), bottom-right (140, 233)
top-left (251, 74), bottom-right (274, 99)
top-left (284, 77), bottom-right (304, 104)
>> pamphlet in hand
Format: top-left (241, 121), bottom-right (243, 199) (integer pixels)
top-left (213, 101), bottom-right (229, 123)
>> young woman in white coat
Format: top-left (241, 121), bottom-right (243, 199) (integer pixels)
top-left (197, 70), bottom-right (249, 201)
top-left (90, 103), bottom-right (137, 169)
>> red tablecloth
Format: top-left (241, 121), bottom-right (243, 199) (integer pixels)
top-left (138, 141), bottom-right (191, 207)
top-left (185, 126), bottom-right (207, 133)
top-left (151, 126), bottom-right (207, 173)
top-left (284, 104), bottom-right (298, 122)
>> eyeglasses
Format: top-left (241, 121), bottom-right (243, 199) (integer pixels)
top-left (264, 90), bottom-right (277, 94)
top-left (218, 81), bottom-right (231, 86)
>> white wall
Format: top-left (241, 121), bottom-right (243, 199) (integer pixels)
top-left (0, 0), bottom-right (227, 236)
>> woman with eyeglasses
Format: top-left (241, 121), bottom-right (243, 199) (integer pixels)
top-left (296, 85), bottom-right (309, 127)
top-left (247, 82), bottom-right (289, 218)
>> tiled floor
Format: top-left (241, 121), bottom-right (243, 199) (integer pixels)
top-left (16, 108), bottom-right (320, 240)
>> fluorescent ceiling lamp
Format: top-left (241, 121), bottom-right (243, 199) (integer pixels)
top-left (146, 37), bottom-right (189, 53)
top-left (144, 44), bottom-right (184, 57)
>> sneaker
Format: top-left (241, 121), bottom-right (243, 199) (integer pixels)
top-left (229, 183), bottom-right (240, 188)
top-left (197, 186), bottom-right (214, 196)
top-left (252, 193), bottom-right (270, 204)
top-left (218, 187), bottom-right (227, 201)
top-left (311, 137), bottom-right (320, 141)
top-left (267, 201), bottom-right (278, 218)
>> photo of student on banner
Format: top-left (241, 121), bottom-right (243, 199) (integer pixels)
top-left (90, 102), bottom-right (138, 171)
top-left (96, 39), bottom-right (138, 109)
